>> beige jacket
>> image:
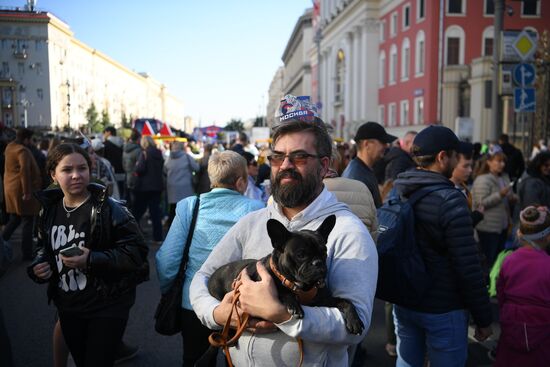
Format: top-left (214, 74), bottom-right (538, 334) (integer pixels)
top-left (472, 173), bottom-right (511, 233)
top-left (323, 177), bottom-right (378, 241)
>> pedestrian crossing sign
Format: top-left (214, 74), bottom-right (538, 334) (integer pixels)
top-left (514, 88), bottom-right (535, 112)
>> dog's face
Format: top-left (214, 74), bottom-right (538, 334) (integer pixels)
top-left (267, 215), bottom-right (336, 290)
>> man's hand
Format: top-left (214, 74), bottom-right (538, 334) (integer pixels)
top-left (60, 247), bottom-right (90, 269)
top-left (212, 288), bottom-right (278, 333)
top-left (474, 325), bottom-right (493, 342)
top-left (237, 262), bottom-right (291, 324)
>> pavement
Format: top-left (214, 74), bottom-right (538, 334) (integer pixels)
top-left (0, 222), bottom-right (497, 366)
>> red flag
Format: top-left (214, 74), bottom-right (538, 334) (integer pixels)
top-left (141, 120), bottom-right (154, 136)
top-left (159, 122), bottom-right (173, 136)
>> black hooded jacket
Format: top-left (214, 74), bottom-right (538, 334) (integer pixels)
top-left (28, 183), bottom-right (149, 305)
top-left (135, 146), bottom-right (164, 192)
top-left (384, 147), bottom-right (416, 182)
top-left (393, 169), bottom-right (492, 328)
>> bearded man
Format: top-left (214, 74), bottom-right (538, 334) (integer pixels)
top-left (190, 95), bottom-right (377, 366)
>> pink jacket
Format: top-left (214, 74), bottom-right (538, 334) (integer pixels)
top-left (495, 246), bottom-right (550, 367)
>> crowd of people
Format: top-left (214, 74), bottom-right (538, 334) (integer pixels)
top-left (0, 93), bottom-right (549, 367)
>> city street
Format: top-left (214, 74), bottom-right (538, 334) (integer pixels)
top-left (1, 224), bottom-right (497, 367)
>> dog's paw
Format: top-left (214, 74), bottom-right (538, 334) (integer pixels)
top-left (344, 311), bottom-right (364, 335)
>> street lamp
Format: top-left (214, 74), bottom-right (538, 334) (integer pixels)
top-left (491, 0), bottom-right (504, 142)
top-left (66, 79), bottom-right (71, 128)
top-left (19, 98), bottom-right (30, 128)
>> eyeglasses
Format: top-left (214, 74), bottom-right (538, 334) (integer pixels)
top-left (267, 152), bottom-right (319, 166)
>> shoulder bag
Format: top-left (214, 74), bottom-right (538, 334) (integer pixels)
top-left (154, 196), bottom-right (200, 335)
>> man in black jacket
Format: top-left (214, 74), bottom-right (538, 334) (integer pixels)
top-left (498, 134), bottom-right (525, 181)
top-left (392, 126), bottom-right (492, 366)
top-left (384, 130), bottom-right (417, 182)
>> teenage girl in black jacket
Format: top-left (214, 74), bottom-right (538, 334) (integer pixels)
top-left (28, 143), bottom-right (148, 367)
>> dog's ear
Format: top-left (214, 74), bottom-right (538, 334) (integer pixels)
top-left (316, 215), bottom-right (336, 242)
top-left (267, 219), bottom-right (292, 252)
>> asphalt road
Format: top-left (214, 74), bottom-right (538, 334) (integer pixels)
top-left (1, 224), bottom-right (497, 367)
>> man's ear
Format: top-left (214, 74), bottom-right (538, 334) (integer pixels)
top-left (267, 219), bottom-right (292, 252)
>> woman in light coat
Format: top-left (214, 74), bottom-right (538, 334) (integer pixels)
top-left (472, 146), bottom-right (517, 268)
top-left (164, 141), bottom-right (199, 226)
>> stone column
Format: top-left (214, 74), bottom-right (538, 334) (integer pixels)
top-left (344, 32), bottom-right (353, 129)
top-left (352, 26), bottom-right (362, 122)
top-left (363, 18), bottom-right (380, 123)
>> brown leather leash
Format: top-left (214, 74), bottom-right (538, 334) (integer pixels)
top-left (208, 257), bottom-right (313, 367)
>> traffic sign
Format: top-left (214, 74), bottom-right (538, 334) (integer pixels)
top-left (512, 30), bottom-right (537, 61)
top-left (514, 88), bottom-right (536, 112)
top-left (513, 63), bottom-right (536, 87)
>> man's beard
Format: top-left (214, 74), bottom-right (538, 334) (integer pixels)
top-left (443, 161), bottom-right (455, 178)
top-left (271, 167), bottom-right (322, 208)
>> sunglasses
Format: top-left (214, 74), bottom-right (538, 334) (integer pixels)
top-left (267, 152), bottom-right (319, 166)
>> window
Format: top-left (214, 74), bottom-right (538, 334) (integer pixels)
top-left (400, 100), bottom-right (410, 126)
top-left (378, 105), bottom-right (385, 125)
top-left (401, 38), bottom-right (411, 80)
top-left (484, 0), bottom-right (494, 15)
top-left (390, 12), bottom-right (398, 37)
top-left (522, 0), bottom-right (540, 16)
top-left (380, 21), bottom-right (386, 42)
top-left (448, 0), bottom-right (464, 14)
top-left (335, 49), bottom-right (345, 103)
top-left (389, 103), bottom-right (397, 127)
top-left (447, 38), bottom-right (460, 65)
top-left (1, 62), bottom-right (8, 76)
top-left (37, 88), bottom-right (43, 100)
top-left (389, 44), bottom-right (398, 84)
top-left (417, 0), bottom-right (425, 20)
top-left (483, 38), bottom-right (493, 56)
top-left (18, 62), bottom-right (25, 76)
top-left (35, 62), bottom-right (43, 75)
top-left (445, 26), bottom-right (465, 65)
top-left (403, 5), bottom-right (411, 29)
top-left (415, 31), bottom-right (426, 75)
top-left (414, 97), bottom-right (424, 125)
top-left (379, 51), bottom-right (386, 86)
top-left (1, 40), bottom-right (7, 50)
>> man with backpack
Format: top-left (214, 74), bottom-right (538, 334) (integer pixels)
top-left (380, 126), bottom-right (492, 366)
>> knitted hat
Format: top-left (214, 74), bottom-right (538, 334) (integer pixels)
top-left (519, 206), bottom-right (550, 241)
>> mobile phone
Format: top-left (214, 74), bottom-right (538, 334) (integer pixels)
top-left (59, 245), bottom-right (84, 257)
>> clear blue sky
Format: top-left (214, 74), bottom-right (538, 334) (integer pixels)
top-left (4, 0), bottom-right (312, 126)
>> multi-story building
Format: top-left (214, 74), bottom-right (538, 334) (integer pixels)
top-left (304, 0), bottom-right (547, 142)
top-left (0, 7), bottom-right (185, 130)
top-left (282, 9), bottom-right (314, 98)
top-left (378, 0), bottom-right (546, 142)
top-left (316, 0), bottom-right (380, 141)
top-left (266, 66), bottom-right (285, 129)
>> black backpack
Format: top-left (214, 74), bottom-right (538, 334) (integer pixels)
top-left (375, 185), bottom-right (448, 307)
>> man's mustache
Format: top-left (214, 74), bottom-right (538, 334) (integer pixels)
top-left (276, 169), bottom-right (302, 182)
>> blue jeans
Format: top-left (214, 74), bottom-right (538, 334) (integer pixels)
top-left (393, 306), bottom-right (468, 367)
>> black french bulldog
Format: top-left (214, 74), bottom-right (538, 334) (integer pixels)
top-left (207, 214), bottom-right (364, 335)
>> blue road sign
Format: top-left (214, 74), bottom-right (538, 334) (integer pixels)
top-left (513, 63), bottom-right (535, 87)
top-left (514, 88), bottom-right (536, 112)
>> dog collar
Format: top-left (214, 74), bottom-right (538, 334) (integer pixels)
top-left (269, 256), bottom-right (318, 305)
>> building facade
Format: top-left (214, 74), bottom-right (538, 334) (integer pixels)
top-left (266, 66), bottom-right (285, 129)
top-left (300, 0), bottom-right (548, 142)
top-left (0, 8), bottom-right (185, 130)
top-left (378, 0), bottom-right (546, 142)
top-left (282, 9), bottom-right (314, 98)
